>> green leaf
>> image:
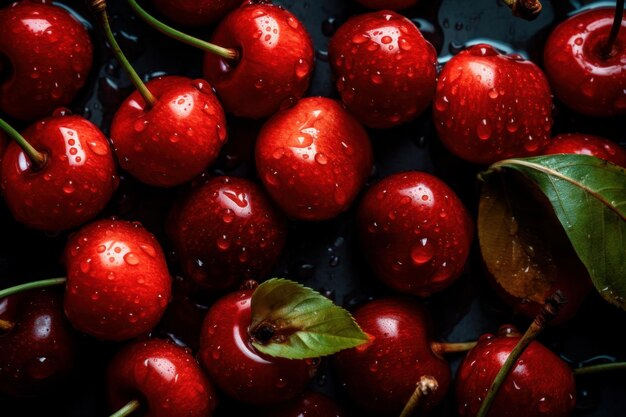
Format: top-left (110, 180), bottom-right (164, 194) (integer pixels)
top-left (480, 155), bottom-right (626, 310)
top-left (250, 278), bottom-right (369, 359)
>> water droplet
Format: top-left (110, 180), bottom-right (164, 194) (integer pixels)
top-left (272, 148), bottom-right (285, 160)
top-left (276, 378), bottom-right (287, 388)
top-left (80, 259), bottom-right (91, 273)
top-left (295, 59), bottom-right (309, 78)
top-left (410, 238), bottom-right (436, 265)
top-left (381, 36), bottom-right (392, 44)
top-left (169, 134), bottom-right (180, 143)
top-left (88, 140), bottom-right (109, 156)
top-left (287, 16), bottom-right (298, 29)
top-left (124, 252), bottom-right (140, 265)
top-left (216, 124), bottom-right (227, 142)
top-left (371, 72), bottom-right (383, 84)
top-left (140, 244), bottom-right (156, 258)
top-left (435, 96), bottom-right (449, 111)
top-left (314, 153), bottom-right (328, 165)
top-left (134, 119), bottom-right (148, 132)
top-left (217, 235), bottom-right (230, 251)
top-left (476, 119), bottom-right (492, 140)
top-left (488, 88), bottom-right (499, 99)
top-left (222, 209), bottom-right (235, 223)
top-left (63, 181), bottom-right (76, 194)
top-left (352, 34), bottom-right (369, 44)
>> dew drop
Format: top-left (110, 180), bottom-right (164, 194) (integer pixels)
top-left (63, 181), bottom-right (76, 194)
top-left (476, 119), bottom-right (492, 140)
top-left (410, 238), bottom-right (436, 265)
top-left (314, 153), bottom-right (328, 165)
top-left (124, 252), bottom-right (140, 265)
top-left (295, 59), bottom-right (309, 79)
top-left (140, 244), bottom-right (156, 258)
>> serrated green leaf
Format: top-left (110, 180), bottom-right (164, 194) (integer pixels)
top-left (250, 278), bottom-right (369, 359)
top-left (481, 155), bottom-right (626, 310)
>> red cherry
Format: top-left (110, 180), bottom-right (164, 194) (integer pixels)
top-left (357, 172), bottom-right (473, 296)
top-left (1, 114), bottom-right (118, 231)
top-left (168, 176), bottom-right (287, 290)
top-left (0, 131), bottom-right (7, 163)
top-left (110, 76), bottom-right (227, 187)
top-left (203, 1), bottom-right (314, 119)
top-left (544, 8), bottom-right (626, 116)
top-left (151, 0), bottom-right (244, 26)
top-left (198, 288), bottom-right (315, 405)
top-left (63, 219), bottom-right (172, 341)
top-left (329, 11), bottom-right (437, 128)
top-left (455, 326), bottom-right (576, 417)
top-left (264, 391), bottom-right (346, 417)
top-left (107, 339), bottom-right (217, 417)
top-left (334, 298), bottom-right (451, 414)
top-left (0, 1), bottom-right (93, 121)
top-left (256, 97), bottom-right (373, 221)
top-left (543, 133), bottom-right (626, 167)
top-left (0, 290), bottom-right (77, 397)
top-left (433, 43), bottom-right (552, 164)
top-left (354, 0), bottom-right (417, 10)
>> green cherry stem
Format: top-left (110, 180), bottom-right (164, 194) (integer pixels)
top-left (0, 278), bottom-right (67, 299)
top-left (0, 118), bottom-right (47, 169)
top-left (431, 341), bottom-right (477, 355)
top-left (126, 0), bottom-right (239, 61)
top-left (603, 0), bottom-right (624, 57)
top-left (399, 375), bottom-right (438, 417)
top-left (90, 0), bottom-right (156, 108)
top-left (476, 291), bottom-right (566, 417)
top-left (574, 362), bottom-right (626, 376)
top-left (109, 399), bottom-right (141, 417)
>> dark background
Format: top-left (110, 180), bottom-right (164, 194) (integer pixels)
top-left (0, 0), bottom-right (625, 415)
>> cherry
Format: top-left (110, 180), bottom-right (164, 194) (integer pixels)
top-left (543, 133), bottom-right (626, 167)
top-left (264, 391), bottom-right (346, 417)
top-left (433, 43), bottom-right (552, 165)
top-left (357, 172), bottom-right (473, 296)
top-left (151, 0), bottom-right (244, 26)
top-left (334, 298), bottom-right (451, 415)
top-left (0, 290), bottom-right (77, 397)
top-left (110, 76), bottom-right (227, 187)
top-left (168, 176), bottom-right (287, 290)
top-left (543, 7), bottom-right (626, 116)
top-left (0, 114), bottom-right (118, 231)
top-left (455, 325), bottom-right (576, 417)
top-left (202, 1), bottom-right (315, 119)
top-left (198, 287), bottom-right (316, 405)
top-left (0, 131), bottom-right (7, 163)
top-left (256, 97), bottom-right (373, 221)
top-left (0, 1), bottom-right (93, 121)
top-left (107, 338), bottom-right (218, 417)
top-left (63, 219), bottom-right (172, 341)
top-left (354, 0), bottom-right (418, 11)
top-left (329, 11), bottom-right (437, 128)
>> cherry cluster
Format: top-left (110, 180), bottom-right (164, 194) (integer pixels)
top-left (0, 0), bottom-right (624, 416)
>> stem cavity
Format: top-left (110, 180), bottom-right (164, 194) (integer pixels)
top-left (0, 118), bottom-right (47, 170)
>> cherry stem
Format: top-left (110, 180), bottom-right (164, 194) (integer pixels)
top-left (0, 118), bottom-right (47, 169)
top-left (431, 341), bottom-right (477, 355)
top-left (574, 362), bottom-right (626, 376)
top-left (89, 0), bottom-right (156, 108)
top-left (399, 375), bottom-right (438, 417)
top-left (109, 399), bottom-right (141, 417)
top-left (126, 0), bottom-right (239, 61)
top-left (603, 0), bottom-right (624, 58)
top-left (476, 291), bottom-right (566, 417)
top-left (0, 278), bottom-right (66, 300)
top-left (502, 0), bottom-right (543, 21)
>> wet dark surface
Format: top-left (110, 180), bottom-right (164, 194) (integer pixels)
top-left (0, 0), bottom-right (625, 415)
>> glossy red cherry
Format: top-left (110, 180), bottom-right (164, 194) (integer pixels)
top-left (0, 131), bottom-right (7, 163)
top-left (455, 325), bottom-right (576, 417)
top-left (334, 299), bottom-right (451, 415)
top-left (63, 219), bottom-right (172, 341)
top-left (264, 391), bottom-right (346, 417)
top-left (1, 114), bottom-right (118, 231)
top-left (544, 8), bottom-right (626, 116)
top-left (203, 1), bottom-right (314, 119)
top-left (354, 0), bottom-right (417, 10)
top-left (151, 0), bottom-right (244, 26)
top-left (198, 288), bottom-right (316, 405)
top-left (0, 1), bottom-right (93, 121)
top-left (0, 290), bottom-right (77, 397)
top-left (433, 43), bottom-right (552, 165)
top-left (110, 76), bottom-right (227, 187)
top-left (357, 172), bottom-right (473, 296)
top-left (108, 339), bottom-right (217, 417)
top-left (256, 97), bottom-right (372, 220)
top-left (329, 11), bottom-right (437, 128)
top-left (168, 176), bottom-right (287, 290)
top-left (543, 133), bottom-right (626, 167)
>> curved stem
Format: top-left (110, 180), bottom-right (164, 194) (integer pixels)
top-left (109, 399), bottom-right (141, 417)
top-left (603, 0), bottom-right (624, 57)
top-left (431, 341), bottom-right (477, 355)
top-left (399, 376), bottom-right (438, 417)
top-left (476, 291), bottom-right (566, 417)
top-left (89, 0), bottom-right (156, 108)
top-left (574, 362), bottom-right (626, 376)
top-left (0, 278), bottom-right (67, 299)
top-left (126, 0), bottom-right (239, 61)
top-left (0, 118), bottom-right (47, 169)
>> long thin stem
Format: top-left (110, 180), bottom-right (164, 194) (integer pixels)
top-left (603, 0), bottom-right (625, 57)
top-left (0, 278), bottom-right (67, 299)
top-left (0, 118), bottom-right (47, 169)
top-left (109, 399), bottom-right (141, 417)
top-left (399, 376), bottom-right (438, 417)
top-left (90, 0), bottom-right (156, 108)
top-left (476, 291), bottom-right (566, 417)
top-left (431, 341), bottom-right (477, 355)
top-left (126, 0), bottom-right (239, 60)
top-left (574, 362), bottom-right (626, 376)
